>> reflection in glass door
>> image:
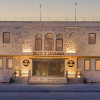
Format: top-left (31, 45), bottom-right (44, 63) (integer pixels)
top-left (41, 62), bottom-right (48, 76)
top-left (33, 60), bottom-right (65, 76)
top-left (33, 61), bottom-right (48, 76)
top-left (33, 61), bottom-right (41, 76)
top-left (49, 61), bottom-right (56, 75)
top-left (57, 62), bottom-right (64, 76)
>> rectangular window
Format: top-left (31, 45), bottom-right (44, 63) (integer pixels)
top-left (3, 32), bottom-right (10, 43)
top-left (0, 59), bottom-right (3, 68)
top-left (88, 33), bottom-right (96, 44)
top-left (96, 60), bottom-right (100, 70)
top-left (56, 39), bottom-right (63, 51)
top-left (7, 58), bottom-right (13, 69)
top-left (84, 59), bottom-right (90, 71)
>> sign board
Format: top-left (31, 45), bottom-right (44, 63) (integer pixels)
top-left (67, 60), bottom-right (75, 67)
top-left (33, 52), bottom-right (65, 55)
top-left (23, 59), bottom-right (30, 67)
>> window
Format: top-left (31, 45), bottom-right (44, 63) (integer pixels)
top-left (7, 58), bottom-right (13, 69)
top-left (96, 60), bottom-right (100, 70)
top-left (3, 32), bottom-right (10, 43)
top-left (35, 33), bottom-right (42, 51)
top-left (84, 59), bottom-right (90, 71)
top-left (0, 59), bottom-right (3, 68)
top-left (44, 33), bottom-right (54, 51)
top-left (88, 33), bottom-right (96, 44)
top-left (56, 34), bottom-right (63, 51)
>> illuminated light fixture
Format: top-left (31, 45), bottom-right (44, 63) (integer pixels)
top-left (77, 75), bottom-right (81, 78)
top-left (15, 71), bottom-right (20, 76)
top-left (68, 71), bottom-right (76, 78)
top-left (66, 49), bottom-right (76, 53)
top-left (21, 70), bottom-right (29, 76)
top-left (22, 49), bottom-right (32, 53)
top-left (15, 66), bottom-right (20, 76)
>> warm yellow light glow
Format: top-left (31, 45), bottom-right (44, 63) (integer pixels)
top-left (68, 71), bottom-right (76, 78)
top-left (66, 49), bottom-right (76, 53)
top-left (16, 71), bottom-right (20, 76)
top-left (66, 40), bottom-right (77, 53)
top-left (77, 75), bottom-right (81, 78)
top-left (22, 39), bottom-right (32, 53)
top-left (21, 70), bottom-right (29, 76)
top-left (15, 66), bottom-right (20, 76)
top-left (64, 27), bottom-right (80, 29)
top-left (22, 49), bottom-right (32, 53)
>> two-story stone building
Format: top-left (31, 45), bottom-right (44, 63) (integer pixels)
top-left (0, 21), bottom-right (100, 83)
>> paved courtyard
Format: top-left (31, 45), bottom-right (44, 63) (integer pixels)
top-left (0, 84), bottom-right (100, 100)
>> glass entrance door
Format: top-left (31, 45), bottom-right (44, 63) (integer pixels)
top-left (33, 61), bottom-right (41, 76)
top-left (41, 61), bottom-right (48, 76)
top-left (33, 61), bottom-right (48, 76)
top-left (33, 60), bottom-right (65, 76)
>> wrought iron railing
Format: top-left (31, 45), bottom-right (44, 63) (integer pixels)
top-left (0, 17), bottom-right (100, 21)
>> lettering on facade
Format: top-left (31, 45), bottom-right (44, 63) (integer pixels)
top-left (67, 60), bottom-right (75, 67)
top-left (23, 59), bottom-right (30, 67)
top-left (33, 52), bottom-right (65, 55)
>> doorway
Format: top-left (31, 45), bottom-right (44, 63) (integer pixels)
top-left (32, 60), bottom-right (65, 76)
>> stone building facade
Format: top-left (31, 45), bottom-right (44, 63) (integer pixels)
top-left (0, 21), bottom-right (100, 83)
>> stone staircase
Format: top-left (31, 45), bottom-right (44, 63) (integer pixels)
top-left (67, 78), bottom-right (84, 84)
top-left (28, 76), bottom-right (67, 84)
top-left (14, 77), bottom-right (28, 84)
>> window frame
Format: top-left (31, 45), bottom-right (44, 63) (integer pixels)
top-left (95, 59), bottom-right (100, 71)
top-left (6, 58), bottom-right (13, 69)
top-left (44, 33), bottom-right (54, 51)
top-left (56, 37), bottom-right (63, 51)
top-left (3, 32), bottom-right (10, 43)
top-left (88, 33), bottom-right (96, 44)
top-left (35, 34), bottom-right (42, 51)
top-left (84, 59), bottom-right (91, 71)
top-left (0, 58), bottom-right (3, 69)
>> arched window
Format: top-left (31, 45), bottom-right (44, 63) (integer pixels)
top-left (56, 34), bottom-right (63, 51)
top-left (44, 33), bottom-right (54, 51)
top-left (35, 33), bottom-right (42, 51)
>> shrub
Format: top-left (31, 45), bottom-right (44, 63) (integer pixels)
top-left (83, 78), bottom-right (88, 84)
top-left (9, 77), bottom-right (14, 84)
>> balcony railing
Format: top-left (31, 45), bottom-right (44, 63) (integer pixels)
top-left (0, 17), bottom-right (100, 21)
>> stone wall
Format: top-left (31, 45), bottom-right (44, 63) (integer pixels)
top-left (0, 21), bottom-right (100, 56)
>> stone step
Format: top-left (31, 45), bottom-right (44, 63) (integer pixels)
top-left (28, 76), bottom-right (67, 84)
top-left (68, 78), bottom-right (84, 84)
top-left (14, 77), bottom-right (28, 84)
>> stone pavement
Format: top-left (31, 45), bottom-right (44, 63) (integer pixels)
top-left (0, 84), bottom-right (100, 92)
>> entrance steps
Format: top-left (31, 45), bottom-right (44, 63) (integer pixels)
top-left (14, 77), bottom-right (28, 84)
top-left (28, 76), bottom-right (67, 84)
top-left (68, 78), bottom-right (84, 84)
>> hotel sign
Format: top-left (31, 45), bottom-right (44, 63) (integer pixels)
top-left (23, 59), bottom-right (30, 67)
top-left (33, 52), bottom-right (65, 55)
top-left (67, 60), bottom-right (75, 67)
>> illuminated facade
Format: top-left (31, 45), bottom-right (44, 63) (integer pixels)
top-left (0, 21), bottom-right (100, 83)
